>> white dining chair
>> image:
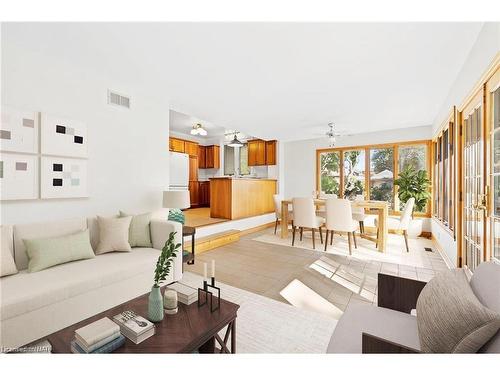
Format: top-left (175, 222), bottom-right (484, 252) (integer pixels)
top-left (291, 197), bottom-right (325, 249)
top-left (375, 197), bottom-right (415, 252)
top-left (317, 193), bottom-right (337, 217)
top-left (273, 194), bottom-right (293, 235)
top-left (352, 194), bottom-right (367, 233)
top-left (323, 198), bottom-right (358, 254)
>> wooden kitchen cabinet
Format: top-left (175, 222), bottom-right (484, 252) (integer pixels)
top-left (265, 140), bottom-right (277, 165)
top-left (184, 141), bottom-right (199, 157)
top-left (205, 145), bottom-right (220, 169)
top-left (169, 137), bottom-right (185, 153)
top-left (199, 181), bottom-right (210, 207)
top-left (198, 146), bottom-right (206, 168)
top-left (188, 156), bottom-right (198, 181)
top-left (188, 181), bottom-right (199, 207)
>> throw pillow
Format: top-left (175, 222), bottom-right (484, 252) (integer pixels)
top-left (119, 211), bottom-right (152, 248)
top-left (416, 268), bottom-right (500, 353)
top-left (1, 226), bottom-right (18, 277)
top-left (95, 215), bottom-right (133, 254)
top-left (24, 230), bottom-right (95, 273)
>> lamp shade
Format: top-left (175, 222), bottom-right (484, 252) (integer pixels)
top-left (163, 190), bottom-right (190, 209)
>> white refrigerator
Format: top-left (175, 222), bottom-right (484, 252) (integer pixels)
top-left (169, 151), bottom-right (189, 190)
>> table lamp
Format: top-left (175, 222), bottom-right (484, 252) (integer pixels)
top-left (163, 190), bottom-right (190, 224)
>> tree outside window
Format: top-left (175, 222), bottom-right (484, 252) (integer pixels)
top-left (320, 151), bottom-right (340, 196)
top-left (370, 148), bottom-right (394, 209)
top-left (343, 150), bottom-right (365, 199)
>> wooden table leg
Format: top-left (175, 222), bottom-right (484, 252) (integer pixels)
top-left (281, 201), bottom-right (289, 239)
top-left (231, 319), bottom-right (236, 354)
top-left (378, 207), bottom-right (388, 252)
top-left (198, 336), bottom-right (216, 353)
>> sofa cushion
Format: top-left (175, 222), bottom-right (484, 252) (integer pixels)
top-left (327, 304), bottom-right (420, 353)
top-left (1, 226), bottom-right (18, 277)
top-left (119, 211), bottom-right (153, 248)
top-left (0, 247), bottom-right (161, 321)
top-left (416, 268), bottom-right (500, 353)
top-left (95, 216), bottom-right (132, 254)
top-left (24, 229), bottom-right (95, 272)
top-left (470, 262), bottom-right (500, 353)
top-left (13, 218), bottom-right (87, 270)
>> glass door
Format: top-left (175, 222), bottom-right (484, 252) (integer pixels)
top-left (461, 89), bottom-right (486, 271)
top-left (486, 66), bottom-right (500, 262)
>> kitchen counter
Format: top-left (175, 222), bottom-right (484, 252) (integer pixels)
top-left (209, 178), bottom-right (277, 220)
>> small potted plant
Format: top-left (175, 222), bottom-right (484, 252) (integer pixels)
top-left (394, 166), bottom-right (431, 237)
top-left (148, 232), bottom-right (180, 322)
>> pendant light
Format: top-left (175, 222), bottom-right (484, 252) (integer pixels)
top-left (228, 134), bottom-right (243, 148)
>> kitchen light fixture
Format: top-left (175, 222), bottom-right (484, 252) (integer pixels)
top-left (228, 133), bottom-right (243, 148)
top-left (190, 123), bottom-right (208, 136)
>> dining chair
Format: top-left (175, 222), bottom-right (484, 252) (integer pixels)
top-left (375, 197), bottom-right (414, 252)
top-left (352, 194), bottom-right (367, 233)
top-left (317, 193), bottom-right (337, 217)
top-left (273, 194), bottom-right (293, 235)
top-left (291, 197), bottom-right (325, 249)
top-left (323, 198), bottom-right (358, 255)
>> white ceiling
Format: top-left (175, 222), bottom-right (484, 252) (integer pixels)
top-left (3, 22), bottom-right (484, 141)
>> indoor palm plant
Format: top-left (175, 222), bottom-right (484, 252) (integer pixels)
top-left (148, 232), bottom-right (180, 322)
top-left (394, 165), bottom-right (431, 237)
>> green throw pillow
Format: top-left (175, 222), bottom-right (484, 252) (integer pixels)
top-left (119, 211), bottom-right (153, 248)
top-left (24, 230), bottom-right (95, 273)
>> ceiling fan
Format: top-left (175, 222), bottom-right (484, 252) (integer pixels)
top-left (325, 122), bottom-right (352, 147)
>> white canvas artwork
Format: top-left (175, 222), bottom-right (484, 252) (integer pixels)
top-left (1, 106), bottom-right (39, 154)
top-left (0, 153), bottom-right (38, 200)
top-left (41, 156), bottom-right (88, 199)
top-left (41, 113), bottom-right (87, 158)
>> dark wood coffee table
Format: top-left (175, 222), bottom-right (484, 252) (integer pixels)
top-left (42, 287), bottom-right (239, 353)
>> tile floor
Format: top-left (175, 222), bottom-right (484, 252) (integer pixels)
top-left (185, 227), bottom-right (449, 318)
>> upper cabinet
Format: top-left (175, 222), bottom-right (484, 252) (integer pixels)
top-left (184, 141), bottom-right (199, 157)
top-left (248, 139), bottom-right (277, 166)
top-left (169, 137), bottom-right (185, 153)
top-left (204, 145), bottom-right (220, 169)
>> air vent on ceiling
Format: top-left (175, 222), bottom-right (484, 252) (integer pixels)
top-left (108, 90), bottom-right (130, 109)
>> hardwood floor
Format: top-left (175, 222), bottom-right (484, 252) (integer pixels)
top-left (185, 228), bottom-right (448, 317)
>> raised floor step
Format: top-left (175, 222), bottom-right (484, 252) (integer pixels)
top-left (183, 229), bottom-right (240, 254)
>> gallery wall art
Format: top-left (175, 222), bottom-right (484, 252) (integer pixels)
top-left (41, 113), bottom-right (88, 158)
top-left (1, 106), bottom-right (39, 154)
top-left (0, 153), bottom-right (38, 200)
top-left (40, 156), bottom-right (88, 199)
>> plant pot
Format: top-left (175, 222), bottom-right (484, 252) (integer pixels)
top-left (407, 219), bottom-right (423, 238)
top-left (148, 286), bottom-right (164, 322)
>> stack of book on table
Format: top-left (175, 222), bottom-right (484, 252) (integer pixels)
top-left (112, 311), bottom-right (155, 344)
top-left (72, 317), bottom-right (124, 354)
top-left (166, 282), bottom-right (198, 305)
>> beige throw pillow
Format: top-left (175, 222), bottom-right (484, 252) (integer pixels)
top-left (1, 226), bottom-right (18, 277)
top-left (416, 269), bottom-right (500, 353)
top-left (119, 211), bottom-right (152, 248)
top-left (95, 216), bottom-right (133, 254)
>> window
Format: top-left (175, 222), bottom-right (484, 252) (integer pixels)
top-left (319, 151), bottom-right (340, 196)
top-left (239, 144), bottom-right (250, 175)
top-left (224, 144), bottom-right (250, 175)
top-left (316, 140), bottom-right (431, 215)
top-left (370, 148), bottom-right (394, 209)
top-left (432, 110), bottom-right (456, 234)
top-left (343, 150), bottom-right (365, 199)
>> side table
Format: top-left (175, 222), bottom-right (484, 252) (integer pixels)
top-left (182, 225), bottom-right (195, 266)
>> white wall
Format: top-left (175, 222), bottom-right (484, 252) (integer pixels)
top-left (430, 23), bottom-right (500, 266)
top-left (283, 125), bottom-right (432, 199)
top-left (1, 24), bottom-right (171, 225)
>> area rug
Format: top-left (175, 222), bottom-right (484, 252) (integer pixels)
top-left (180, 272), bottom-right (337, 353)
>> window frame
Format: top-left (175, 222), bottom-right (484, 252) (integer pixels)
top-left (316, 139), bottom-right (432, 217)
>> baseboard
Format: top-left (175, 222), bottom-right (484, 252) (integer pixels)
top-left (431, 234), bottom-right (455, 269)
top-left (239, 222), bottom-right (275, 236)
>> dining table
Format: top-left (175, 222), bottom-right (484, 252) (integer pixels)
top-left (280, 198), bottom-right (389, 252)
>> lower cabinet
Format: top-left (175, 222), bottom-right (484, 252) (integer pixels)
top-left (199, 181), bottom-right (210, 207)
top-left (188, 181), bottom-right (210, 208)
top-left (188, 181), bottom-right (199, 207)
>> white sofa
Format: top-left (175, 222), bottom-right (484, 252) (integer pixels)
top-left (0, 217), bottom-right (183, 349)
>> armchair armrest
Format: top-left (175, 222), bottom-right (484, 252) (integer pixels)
top-left (150, 219), bottom-right (183, 282)
top-left (377, 273), bottom-right (427, 313)
top-left (362, 333), bottom-right (420, 353)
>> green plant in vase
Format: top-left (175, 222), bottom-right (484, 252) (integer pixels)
top-left (394, 165), bottom-right (431, 215)
top-left (148, 232), bottom-right (180, 322)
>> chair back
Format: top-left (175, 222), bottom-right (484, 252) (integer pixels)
top-left (325, 198), bottom-right (355, 232)
top-left (292, 197), bottom-right (317, 228)
top-left (273, 194), bottom-right (282, 219)
top-left (399, 197), bottom-right (415, 230)
top-left (352, 194), bottom-right (365, 215)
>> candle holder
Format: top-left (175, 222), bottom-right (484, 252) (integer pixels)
top-left (197, 278), bottom-right (220, 312)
